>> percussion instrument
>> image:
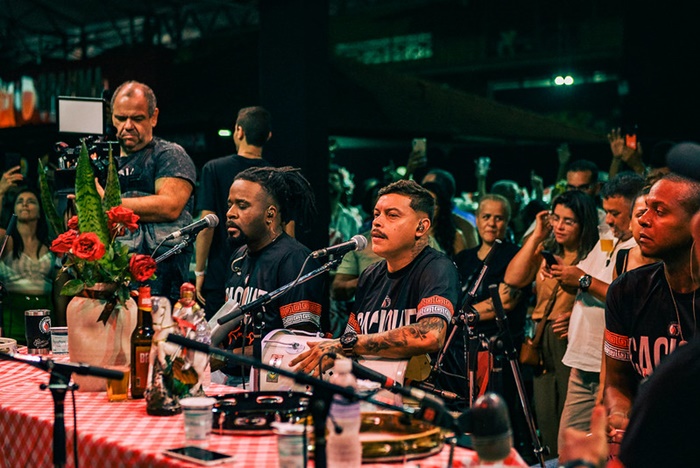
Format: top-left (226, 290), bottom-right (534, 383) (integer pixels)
top-left (0, 337), bottom-right (17, 354)
top-left (258, 329), bottom-right (429, 406)
top-left (212, 390), bottom-right (311, 435)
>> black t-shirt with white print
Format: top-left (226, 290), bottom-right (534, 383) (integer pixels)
top-left (347, 246), bottom-right (460, 336)
top-left (605, 262), bottom-right (700, 380)
top-left (223, 233), bottom-right (328, 350)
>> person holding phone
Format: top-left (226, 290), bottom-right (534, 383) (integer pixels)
top-left (504, 190), bottom-right (599, 459)
top-left (0, 179), bottom-right (56, 343)
top-left (607, 127), bottom-right (646, 179)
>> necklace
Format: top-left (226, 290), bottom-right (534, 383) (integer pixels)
top-left (664, 267), bottom-right (697, 345)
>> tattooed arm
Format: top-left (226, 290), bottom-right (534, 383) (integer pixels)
top-left (289, 316), bottom-right (448, 375)
top-left (354, 316), bottom-right (447, 358)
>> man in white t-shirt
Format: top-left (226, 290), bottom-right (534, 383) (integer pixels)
top-left (547, 172), bottom-right (645, 446)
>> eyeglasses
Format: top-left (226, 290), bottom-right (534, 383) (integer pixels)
top-left (549, 214), bottom-right (578, 227)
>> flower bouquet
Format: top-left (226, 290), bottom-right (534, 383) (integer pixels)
top-left (40, 142), bottom-right (157, 324)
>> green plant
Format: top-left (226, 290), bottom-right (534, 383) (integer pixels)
top-left (40, 142), bottom-right (156, 324)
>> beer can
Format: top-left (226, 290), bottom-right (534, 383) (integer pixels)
top-left (25, 309), bottom-right (51, 354)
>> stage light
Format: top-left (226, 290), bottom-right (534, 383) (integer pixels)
top-left (218, 129), bottom-right (232, 137)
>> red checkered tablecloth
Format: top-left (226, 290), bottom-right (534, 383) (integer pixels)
top-left (0, 357), bottom-right (527, 467)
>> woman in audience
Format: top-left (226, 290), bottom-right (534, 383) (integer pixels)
top-left (0, 177), bottom-right (55, 344)
top-left (442, 193), bottom-right (533, 459)
top-left (504, 190), bottom-right (599, 459)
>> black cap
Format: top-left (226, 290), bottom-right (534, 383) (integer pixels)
top-left (667, 142), bottom-right (700, 182)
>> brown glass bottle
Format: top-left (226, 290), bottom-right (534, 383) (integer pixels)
top-left (130, 286), bottom-right (153, 399)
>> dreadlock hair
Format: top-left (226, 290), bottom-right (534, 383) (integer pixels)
top-left (234, 166), bottom-right (317, 230)
top-left (377, 179), bottom-right (435, 223)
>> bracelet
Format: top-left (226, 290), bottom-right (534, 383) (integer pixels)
top-left (194, 271), bottom-right (205, 277)
top-left (609, 411), bottom-right (629, 419)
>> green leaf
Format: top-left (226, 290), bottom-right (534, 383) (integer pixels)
top-left (61, 279), bottom-right (86, 296)
top-left (102, 145), bottom-right (122, 212)
top-left (75, 142), bottom-right (110, 246)
top-left (38, 159), bottom-right (65, 240)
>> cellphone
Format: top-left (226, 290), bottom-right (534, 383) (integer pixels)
top-left (412, 138), bottom-right (427, 156)
top-left (163, 446), bottom-right (235, 466)
top-left (541, 250), bottom-right (558, 267)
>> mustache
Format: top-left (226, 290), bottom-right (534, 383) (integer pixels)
top-left (371, 229), bottom-right (387, 239)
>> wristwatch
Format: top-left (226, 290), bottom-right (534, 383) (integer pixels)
top-left (339, 332), bottom-right (359, 358)
top-left (579, 274), bottom-right (592, 292)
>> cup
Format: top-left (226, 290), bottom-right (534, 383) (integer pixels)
top-left (24, 309), bottom-right (51, 354)
top-left (599, 225), bottom-right (615, 253)
top-left (106, 366), bottom-right (130, 402)
top-left (50, 327), bottom-right (69, 354)
top-left (271, 422), bottom-right (306, 468)
top-left (180, 397), bottom-right (217, 446)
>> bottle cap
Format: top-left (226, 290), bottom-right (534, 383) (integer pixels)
top-left (138, 285), bottom-right (152, 311)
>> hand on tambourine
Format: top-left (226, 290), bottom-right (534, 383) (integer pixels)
top-left (289, 340), bottom-right (343, 377)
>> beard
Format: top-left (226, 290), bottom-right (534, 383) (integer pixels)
top-left (227, 232), bottom-right (248, 249)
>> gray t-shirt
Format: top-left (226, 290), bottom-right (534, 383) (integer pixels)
top-left (115, 136), bottom-right (196, 256)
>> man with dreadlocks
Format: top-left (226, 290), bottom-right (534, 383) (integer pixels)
top-left (212, 166), bottom-right (327, 382)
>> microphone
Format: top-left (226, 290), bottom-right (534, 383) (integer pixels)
top-left (457, 392), bottom-right (513, 462)
top-left (310, 235), bottom-right (368, 259)
top-left (164, 214), bottom-right (218, 241)
top-left (348, 359), bottom-right (463, 403)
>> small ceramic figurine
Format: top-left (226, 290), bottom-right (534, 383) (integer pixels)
top-left (145, 286), bottom-right (210, 416)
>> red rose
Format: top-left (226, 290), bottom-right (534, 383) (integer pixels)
top-left (129, 254), bottom-right (157, 282)
top-left (71, 232), bottom-right (106, 261)
top-left (50, 231), bottom-right (78, 254)
top-left (107, 206), bottom-right (140, 235)
top-left (67, 216), bottom-right (79, 231)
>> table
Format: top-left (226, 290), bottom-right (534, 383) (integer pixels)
top-left (0, 357), bottom-right (527, 467)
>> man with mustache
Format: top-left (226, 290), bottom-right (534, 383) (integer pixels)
top-left (108, 81), bottom-right (196, 303)
top-left (290, 179), bottom-right (460, 375)
top-left (214, 166), bottom-right (326, 380)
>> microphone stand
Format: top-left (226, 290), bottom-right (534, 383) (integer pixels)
top-left (0, 352), bottom-right (125, 468)
top-left (153, 237), bottom-right (192, 264)
top-left (431, 240), bottom-right (501, 405)
top-left (215, 257), bottom-right (342, 391)
top-left (487, 285), bottom-right (545, 468)
top-left (166, 334), bottom-right (460, 468)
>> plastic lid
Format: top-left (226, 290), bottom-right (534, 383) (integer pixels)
top-left (334, 358), bottom-right (352, 374)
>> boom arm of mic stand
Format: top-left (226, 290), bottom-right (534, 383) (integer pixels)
top-left (488, 284), bottom-right (546, 467)
top-left (154, 237), bottom-right (192, 264)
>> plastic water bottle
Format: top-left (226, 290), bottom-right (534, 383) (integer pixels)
top-left (326, 359), bottom-right (362, 467)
